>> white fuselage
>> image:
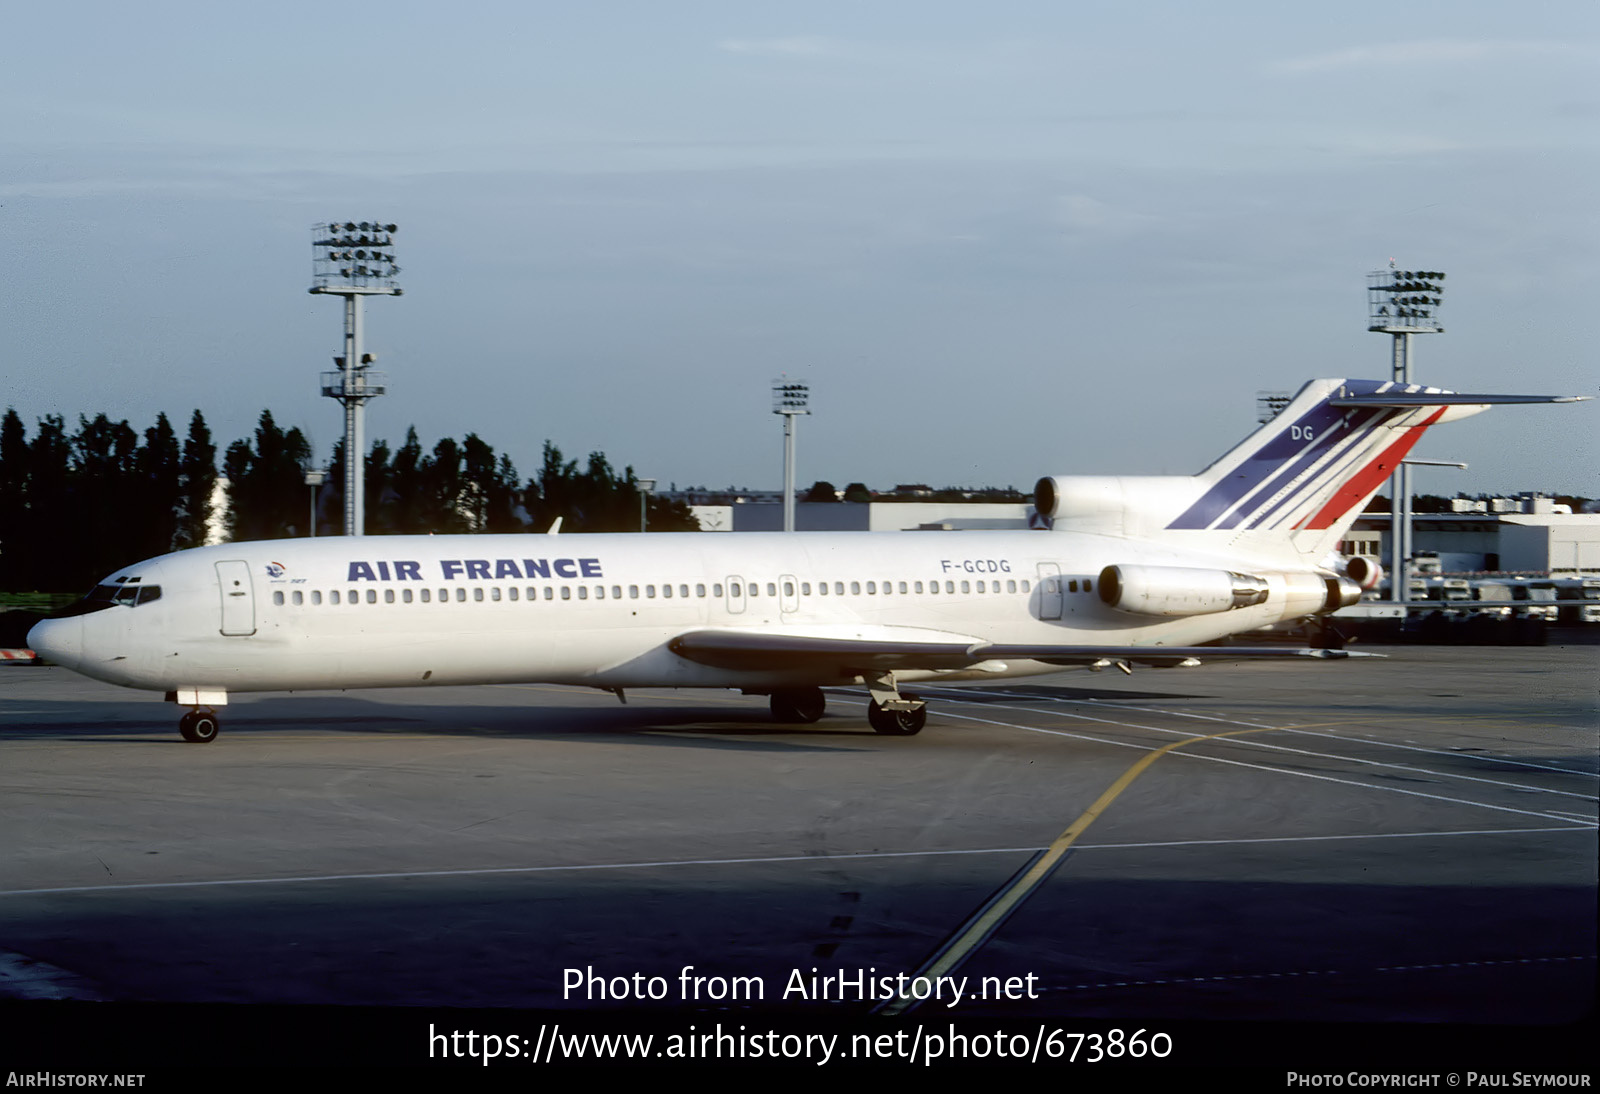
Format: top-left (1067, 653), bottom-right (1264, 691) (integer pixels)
top-left (36, 530), bottom-right (1324, 697)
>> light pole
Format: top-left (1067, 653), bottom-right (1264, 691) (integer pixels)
top-left (771, 378), bottom-right (810, 532)
top-left (311, 221), bottom-right (401, 536)
top-left (1368, 265), bottom-right (1445, 604)
top-left (304, 467), bottom-right (326, 538)
top-left (638, 478), bottom-right (655, 532)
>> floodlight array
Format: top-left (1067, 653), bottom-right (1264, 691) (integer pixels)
top-left (772, 379), bottom-right (810, 414)
top-left (1256, 390), bottom-right (1291, 425)
top-left (312, 221), bottom-right (401, 290)
top-left (1367, 268), bottom-right (1445, 330)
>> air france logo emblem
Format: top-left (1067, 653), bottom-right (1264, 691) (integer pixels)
top-left (265, 561), bottom-right (287, 578)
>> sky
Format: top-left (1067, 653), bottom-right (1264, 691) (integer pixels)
top-left (2, 1), bottom-right (1596, 498)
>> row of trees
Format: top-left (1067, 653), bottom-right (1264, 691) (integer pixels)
top-left (0, 407), bottom-right (695, 593)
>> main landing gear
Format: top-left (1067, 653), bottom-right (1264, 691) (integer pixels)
top-left (866, 700), bottom-right (926, 736)
top-left (178, 709), bottom-right (220, 743)
top-left (864, 671), bottom-right (927, 736)
top-left (766, 673), bottom-right (928, 735)
top-left (770, 687), bottom-right (827, 724)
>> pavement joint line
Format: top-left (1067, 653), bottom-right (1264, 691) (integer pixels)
top-left (889, 702), bottom-right (1599, 824)
top-left (1040, 954), bottom-right (1596, 996)
top-left (896, 686), bottom-right (1597, 779)
top-left (0, 824), bottom-right (1588, 899)
top-left (913, 693), bottom-right (1599, 798)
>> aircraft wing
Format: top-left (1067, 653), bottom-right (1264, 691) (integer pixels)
top-left (667, 628), bottom-right (982, 671)
top-left (667, 628), bottom-right (1377, 673)
top-left (974, 643), bottom-right (1376, 665)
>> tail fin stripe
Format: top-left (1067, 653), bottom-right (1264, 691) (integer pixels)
top-left (1167, 410), bottom-right (1333, 528)
top-left (1218, 407), bottom-right (1387, 531)
top-left (1300, 407), bottom-right (1446, 530)
top-left (1237, 408), bottom-right (1397, 530)
top-left (1173, 405), bottom-right (1378, 531)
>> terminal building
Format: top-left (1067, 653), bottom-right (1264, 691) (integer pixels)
top-left (684, 491), bottom-right (1599, 577)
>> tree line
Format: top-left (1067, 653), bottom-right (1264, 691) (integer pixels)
top-left (0, 407), bottom-right (695, 593)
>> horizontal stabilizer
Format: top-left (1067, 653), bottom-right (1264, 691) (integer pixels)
top-left (1328, 392), bottom-right (1590, 407)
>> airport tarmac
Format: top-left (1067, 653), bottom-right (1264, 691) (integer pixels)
top-left (1, 644), bottom-right (1595, 1067)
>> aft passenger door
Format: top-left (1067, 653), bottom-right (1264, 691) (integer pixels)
top-left (1036, 562), bottom-right (1063, 621)
top-left (215, 560), bottom-right (257, 636)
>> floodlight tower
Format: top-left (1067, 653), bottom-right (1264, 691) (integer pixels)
top-left (772, 378), bottom-right (810, 532)
top-left (311, 221), bottom-right (402, 536)
top-left (1256, 390), bottom-right (1291, 425)
top-left (1367, 264), bottom-right (1445, 603)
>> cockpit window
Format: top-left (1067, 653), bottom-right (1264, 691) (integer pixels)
top-left (52, 582), bottom-right (161, 617)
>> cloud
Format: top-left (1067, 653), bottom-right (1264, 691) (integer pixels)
top-left (716, 36), bottom-right (844, 59)
top-left (1267, 39), bottom-right (1596, 75)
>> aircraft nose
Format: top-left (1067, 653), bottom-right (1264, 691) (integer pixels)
top-left (27, 616), bottom-right (83, 670)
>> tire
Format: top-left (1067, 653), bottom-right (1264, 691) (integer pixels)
top-left (868, 699), bottom-right (925, 736)
top-left (771, 687), bottom-right (826, 724)
top-left (179, 711), bottom-right (220, 743)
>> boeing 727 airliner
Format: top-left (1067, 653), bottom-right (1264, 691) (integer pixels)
top-left (27, 378), bottom-right (1586, 741)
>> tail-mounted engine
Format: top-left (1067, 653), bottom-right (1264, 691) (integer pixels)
top-left (1344, 555), bottom-right (1383, 591)
top-left (1098, 565), bottom-right (1361, 618)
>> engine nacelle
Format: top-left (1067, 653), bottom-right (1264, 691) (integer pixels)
top-left (1098, 565), bottom-right (1270, 618)
top-left (1099, 565), bottom-right (1363, 618)
top-left (1344, 555), bottom-right (1383, 591)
